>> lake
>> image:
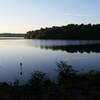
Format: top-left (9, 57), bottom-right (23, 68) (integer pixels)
top-left (0, 38), bottom-right (100, 84)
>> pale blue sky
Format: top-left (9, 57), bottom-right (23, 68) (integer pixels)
top-left (0, 0), bottom-right (100, 33)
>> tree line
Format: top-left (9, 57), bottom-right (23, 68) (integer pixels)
top-left (0, 33), bottom-right (25, 37)
top-left (25, 24), bottom-right (100, 40)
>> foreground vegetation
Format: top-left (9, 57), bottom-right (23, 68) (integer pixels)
top-left (25, 24), bottom-right (100, 40)
top-left (1, 61), bottom-right (100, 99)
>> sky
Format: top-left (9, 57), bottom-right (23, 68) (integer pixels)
top-left (0, 0), bottom-right (100, 33)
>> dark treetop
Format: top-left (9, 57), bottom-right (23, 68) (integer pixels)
top-left (25, 24), bottom-right (100, 40)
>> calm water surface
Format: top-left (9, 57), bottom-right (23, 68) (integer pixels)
top-left (0, 38), bottom-right (100, 84)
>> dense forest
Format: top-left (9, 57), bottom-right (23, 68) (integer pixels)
top-left (25, 24), bottom-right (100, 40)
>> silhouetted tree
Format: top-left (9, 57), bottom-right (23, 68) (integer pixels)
top-left (25, 24), bottom-right (100, 40)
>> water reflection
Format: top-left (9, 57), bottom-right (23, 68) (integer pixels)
top-left (25, 39), bottom-right (100, 53)
top-left (40, 44), bottom-right (100, 53)
top-left (25, 39), bottom-right (100, 47)
top-left (0, 39), bottom-right (99, 84)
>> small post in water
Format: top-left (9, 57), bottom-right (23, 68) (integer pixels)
top-left (20, 62), bottom-right (23, 75)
